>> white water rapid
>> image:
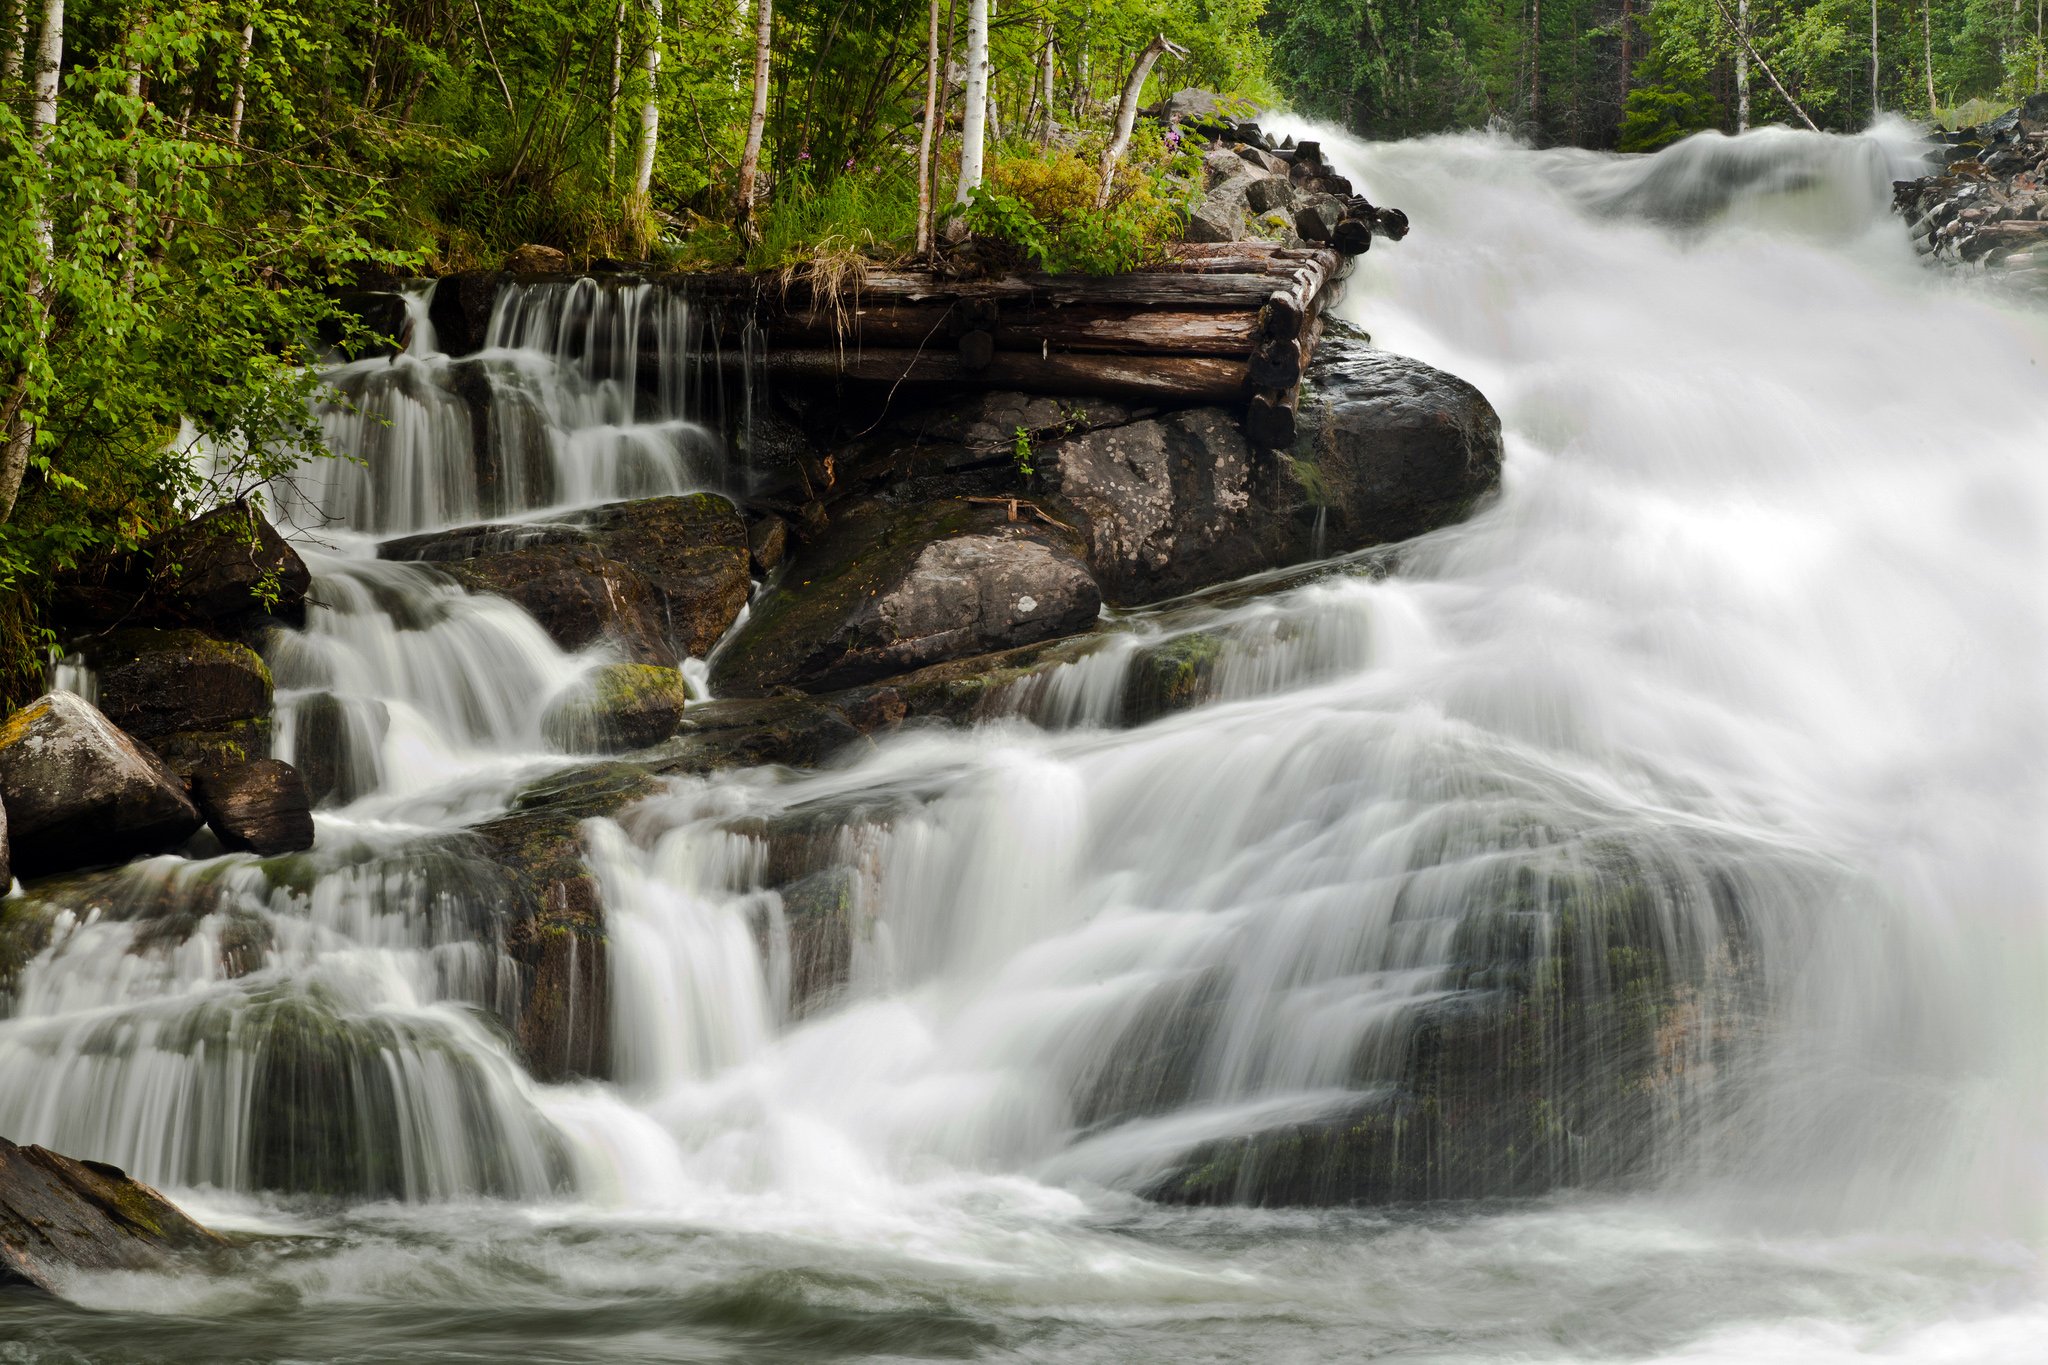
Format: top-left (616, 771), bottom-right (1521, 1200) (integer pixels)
top-left (3, 124), bottom-right (2044, 1362)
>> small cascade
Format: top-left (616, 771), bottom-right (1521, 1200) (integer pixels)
top-left (278, 278), bottom-right (731, 539)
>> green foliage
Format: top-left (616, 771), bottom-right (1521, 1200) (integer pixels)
top-left (964, 128), bottom-right (1198, 275)
top-left (1012, 426), bottom-right (1036, 480)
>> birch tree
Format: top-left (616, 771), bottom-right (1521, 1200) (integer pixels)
top-left (633, 0), bottom-right (663, 198)
top-left (735, 0), bottom-right (773, 233)
top-left (1094, 34), bottom-right (1185, 210)
top-left (953, 0), bottom-right (988, 203)
top-left (1735, 0), bottom-right (1749, 130)
top-left (2, 0), bottom-right (65, 523)
top-left (915, 0), bottom-right (941, 254)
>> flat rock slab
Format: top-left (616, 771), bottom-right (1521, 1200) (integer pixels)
top-left (0, 1137), bottom-right (224, 1295)
top-left (0, 692), bottom-right (203, 882)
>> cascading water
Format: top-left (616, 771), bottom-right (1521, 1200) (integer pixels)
top-left (4, 123), bottom-right (2046, 1362)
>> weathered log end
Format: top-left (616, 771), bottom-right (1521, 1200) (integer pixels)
top-left (0, 1137), bottom-right (225, 1296)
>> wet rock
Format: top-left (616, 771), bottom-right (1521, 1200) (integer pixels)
top-left (0, 796), bottom-right (8, 889)
top-left (709, 497), bottom-right (1101, 696)
top-left (1043, 407), bottom-right (1261, 604)
top-left (1121, 631), bottom-right (1226, 723)
top-left (505, 243), bottom-right (571, 273)
top-left (50, 504), bottom-right (311, 634)
top-left (1894, 96), bottom-right (2048, 286)
top-left (0, 692), bottom-right (204, 881)
top-left (387, 493), bottom-right (751, 664)
top-left (191, 759), bottom-right (316, 855)
top-left (1291, 333), bottom-right (1505, 546)
top-left (469, 763), bottom-right (663, 1082)
top-left (448, 544), bottom-right (674, 664)
top-left (749, 514), bottom-right (790, 574)
top-left (542, 663), bottom-right (692, 753)
top-left (1245, 175), bottom-right (1296, 215)
top-left (0, 1137), bottom-right (225, 1295)
top-left (424, 269), bottom-right (503, 357)
top-left (75, 628), bottom-right (273, 761)
top-left (641, 696), bottom-right (867, 775)
top-left (770, 867), bottom-right (862, 1017)
top-left (284, 692), bottom-right (390, 808)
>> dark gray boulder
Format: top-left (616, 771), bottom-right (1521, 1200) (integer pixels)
top-left (191, 758), bottom-right (316, 855)
top-left (0, 1138), bottom-right (225, 1295)
top-left (49, 504), bottom-right (310, 633)
top-left (710, 498), bottom-right (1102, 696)
top-left (1291, 334), bottom-right (1504, 546)
top-left (75, 628), bottom-right (274, 768)
top-left (0, 691), bottom-right (204, 881)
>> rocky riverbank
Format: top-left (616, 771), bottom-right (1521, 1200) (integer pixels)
top-left (1894, 93), bottom-right (2048, 286)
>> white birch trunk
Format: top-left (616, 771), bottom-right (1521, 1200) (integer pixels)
top-left (953, 0), bottom-right (989, 204)
top-left (735, 0), bottom-right (772, 231)
top-left (229, 23), bottom-right (255, 146)
top-left (915, 0), bottom-right (940, 254)
top-left (1735, 0), bottom-right (1750, 131)
top-left (31, 0), bottom-right (63, 254)
top-left (1093, 34), bottom-right (1183, 210)
top-left (633, 0), bottom-right (662, 198)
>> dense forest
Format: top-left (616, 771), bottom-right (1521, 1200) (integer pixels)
top-left (0, 0), bottom-right (2039, 700)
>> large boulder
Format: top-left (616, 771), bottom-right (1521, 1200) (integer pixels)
top-left (1290, 334), bottom-right (1504, 545)
top-left (76, 628), bottom-right (274, 772)
top-left (710, 497), bottom-right (1102, 696)
top-left (50, 504), bottom-right (311, 634)
top-left (542, 663), bottom-right (692, 753)
top-left (385, 493), bottom-right (751, 665)
top-left (191, 759), bottom-right (316, 855)
top-left (0, 692), bottom-right (203, 881)
top-left (0, 1138), bottom-right (225, 1295)
top-left (1041, 336), bottom-right (1503, 605)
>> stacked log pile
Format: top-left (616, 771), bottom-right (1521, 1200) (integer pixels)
top-left (1894, 93), bottom-right (2048, 282)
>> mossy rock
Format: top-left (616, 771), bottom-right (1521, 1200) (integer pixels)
top-left (542, 663), bottom-right (692, 753)
top-left (75, 627), bottom-right (273, 745)
top-left (147, 719), bottom-right (274, 780)
top-left (1120, 631), bottom-right (1226, 724)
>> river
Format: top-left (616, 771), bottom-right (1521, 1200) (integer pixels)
top-left (2, 122), bottom-right (2044, 1362)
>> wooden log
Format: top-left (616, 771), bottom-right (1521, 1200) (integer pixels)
top-left (958, 330), bottom-right (996, 370)
top-left (787, 270), bottom-right (1294, 310)
top-left (732, 347), bottom-right (1252, 402)
top-left (1246, 387), bottom-right (1298, 449)
top-left (753, 303), bottom-right (1261, 356)
top-left (1334, 219), bottom-right (1374, 257)
top-left (1249, 336), bottom-right (1304, 389)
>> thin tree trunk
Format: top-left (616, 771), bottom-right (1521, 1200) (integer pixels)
top-left (1871, 0), bottom-right (1880, 119)
top-left (607, 0), bottom-right (625, 185)
top-left (1530, 0), bottom-right (1541, 126)
top-left (915, 0), bottom-right (940, 254)
top-left (1037, 21), bottom-right (1055, 141)
top-left (2, 0), bottom-right (24, 87)
top-left (1620, 0), bottom-right (1634, 102)
top-left (120, 48), bottom-right (142, 293)
top-left (1736, 0), bottom-right (1750, 131)
top-left (954, 0), bottom-right (988, 203)
top-left (4, 0), bottom-right (63, 525)
top-left (471, 0), bottom-right (517, 115)
top-left (735, 0), bottom-right (772, 232)
top-left (633, 0), bottom-right (662, 197)
top-left (1094, 33), bottom-right (1185, 209)
top-left (1923, 0), bottom-right (1936, 112)
top-left (229, 22), bottom-right (255, 145)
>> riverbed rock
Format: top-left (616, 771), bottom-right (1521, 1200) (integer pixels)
top-left (0, 1138), bottom-right (225, 1295)
top-left (386, 493), bottom-right (751, 664)
top-left (709, 497), bottom-right (1102, 696)
top-left (283, 691), bottom-right (390, 808)
top-left (1894, 96), bottom-right (2048, 285)
top-left (0, 692), bottom-right (204, 881)
top-left (145, 503), bottom-right (313, 627)
top-left (190, 759), bottom-right (316, 855)
top-left (1290, 333), bottom-right (1505, 546)
top-left (424, 269), bottom-right (503, 357)
top-left (76, 628), bottom-right (274, 768)
top-left (542, 663), bottom-right (692, 753)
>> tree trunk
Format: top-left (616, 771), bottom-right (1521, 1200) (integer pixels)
top-left (4, 0), bottom-right (62, 525)
top-left (229, 22), bottom-right (255, 145)
top-left (1037, 22), bottom-right (1055, 141)
top-left (1709, 0), bottom-right (1820, 129)
top-left (735, 0), bottom-right (772, 232)
top-left (30, 0), bottom-right (62, 254)
top-left (1736, 0), bottom-right (1750, 131)
top-left (1094, 33), bottom-right (1184, 209)
top-left (953, 0), bottom-right (988, 203)
top-left (1530, 0), bottom-right (1541, 128)
top-left (915, 0), bottom-right (940, 254)
top-left (633, 0), bottom-right (663, 198)
top-left (1922, 0), bottom-right (1936, 113)
top-left (1620, 0), bottom-right (1634, 101)
top-left (3, 0), bottom-right (24, 87)
top-left (607, 0), bottom-right (625, 186)
top-left (1871, 0), bottom-right (1880, 119)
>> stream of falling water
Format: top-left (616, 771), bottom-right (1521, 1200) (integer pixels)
top-left (3, 124), bottom-right (2046, 1362)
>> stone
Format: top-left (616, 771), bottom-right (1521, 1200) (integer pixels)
top-left (0, 794), bottom-right (8, 889)
top-left (1200, 148), bottom-right (1256, 194)
top-left (423, 270), bottom-right (503, 358)
top-left (283, 691), bottom-right (389, 808)
top-left (504, 243), bottom-right (571, 273)
top-left (1185, 195), bottom-right (1246, 244)
top-left (388, 493), bottom-right (751, 664)
top-left (1290, 332), bottom-right (1505, 546)
top-left (1043, 407), bottom-right (1261, 604)
top-left (0, 1138), bottom-right (225, 1295)
top-left (76, 628), bottom-right (273, 753)
top-left (1238, 146), bottom-right (1286, 174)
top-left (709, 497), bottom-right (1102, 696)
top-left (542, 663), bottom-right (692, 753)
top-left (191, 758), bottom-right (316, 855)
top-left (145, 503), bottom-right (313, 627)
top-left (1294, 196), bottom-right (1343, 244)
top-left (642, 696), bottom-right (867, 775)
top-left (749, 514), bottom-right (790, 575)
top-left (0, 691), bottom-right (204, 881)
top-left (1245, 175), bottom-right (1296, 215)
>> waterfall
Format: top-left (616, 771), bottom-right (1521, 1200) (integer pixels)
top-left (2, 125), bottom-right (2044, 1359)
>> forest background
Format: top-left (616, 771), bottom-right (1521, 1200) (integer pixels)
top-left (0, 0), bottom-right (2038, 698)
